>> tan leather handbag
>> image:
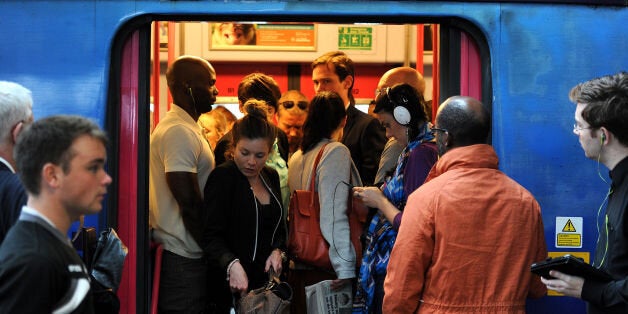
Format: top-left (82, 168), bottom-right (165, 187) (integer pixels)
top-left (237, 268), bottom-right (292, 314)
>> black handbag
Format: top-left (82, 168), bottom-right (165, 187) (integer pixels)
top-left (90, 228), bottom-right (128, 314)
top-left (236, 268), bottom-right (292, 314)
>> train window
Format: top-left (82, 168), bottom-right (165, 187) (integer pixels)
top-left (113, 17), bottom-right (490, 312)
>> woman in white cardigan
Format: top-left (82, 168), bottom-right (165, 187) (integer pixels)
top-left (287, 91), bottom-right (362, 312)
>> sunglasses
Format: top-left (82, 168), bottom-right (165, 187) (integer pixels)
top-left (281, 100), bottom-right (308, 110)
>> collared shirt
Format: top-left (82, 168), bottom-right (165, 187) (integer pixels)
top-left (0, 157), bottom-right (15, 173)
top-left (0, 207), bottom-right (93, 313)
top-left (21, 206), bottom-right (57, 233)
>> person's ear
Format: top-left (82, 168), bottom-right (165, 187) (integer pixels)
top-left (340, 116), bottom-right (348, 129)
top-left (343, 75), bottom-right (354, 90)
top-left (11, 121), bottom-right (23, 144)
top-left (41, 162), bottom-right (61, 189)
top-left (445, 132), bottom-right (453, 148)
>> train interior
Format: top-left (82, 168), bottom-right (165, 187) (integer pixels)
top-left (128, 18), bottom-right (488, 312)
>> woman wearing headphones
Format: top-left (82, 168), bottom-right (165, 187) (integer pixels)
top-left (352, 83), bottom-right (438, 313)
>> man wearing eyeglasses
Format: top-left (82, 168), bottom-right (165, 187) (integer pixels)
top-left (541, 72), bottom-right (628, 314)
top-left (277, 90), bottom-right (308, 157)
top-left (0, 81), bottom-right (33, 245)
top-left (312, 51), bottom-right (386, 186)
top-left (383, 95), bottom-right (547, 313)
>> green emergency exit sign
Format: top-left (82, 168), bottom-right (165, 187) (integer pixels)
top-left (338, 27), bottom-right (372, 50)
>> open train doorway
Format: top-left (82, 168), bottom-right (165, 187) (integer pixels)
top-left (110, 17), bottom-right (490, 313)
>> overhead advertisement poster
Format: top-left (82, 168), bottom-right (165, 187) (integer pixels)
top-left (210, 22), bottom-right (316, 51)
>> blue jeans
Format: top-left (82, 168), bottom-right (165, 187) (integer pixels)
top-left (158, 250), bottom-right (208, 313)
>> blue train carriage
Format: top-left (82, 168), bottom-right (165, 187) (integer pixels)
top-left (0, 1), bottom-right (626, 313)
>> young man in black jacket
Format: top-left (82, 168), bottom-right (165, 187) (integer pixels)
top-left (542, 71), bottom-right (628, 314)
top-left (0, 115), bottom-right (112, 313)
top-left (311, 51), bottom-right (387, 186)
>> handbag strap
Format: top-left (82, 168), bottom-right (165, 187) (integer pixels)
top-left (308, 142), bottom-right (329, 192)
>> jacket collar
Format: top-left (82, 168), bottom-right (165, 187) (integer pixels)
top-left (424, 144), bottom-right (499, 183)
top-left (610, 156), bottom-right (628, 190)
top-left (0, 157), bottom-right (15, 173)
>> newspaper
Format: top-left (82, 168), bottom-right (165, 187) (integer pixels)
top-left (305, 280), bottom-right (352, 314)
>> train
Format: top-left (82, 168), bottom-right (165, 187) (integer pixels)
top-left (1, 0), bottom-right (627, 313)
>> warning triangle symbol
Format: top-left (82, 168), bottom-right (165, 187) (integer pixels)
top-left (562, 219), bottom-right (577, 232)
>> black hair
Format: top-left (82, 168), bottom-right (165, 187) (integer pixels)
top-left (373, 83), bottom-right (428, 139)
top-left (301, 91), bottom-right (347, 153)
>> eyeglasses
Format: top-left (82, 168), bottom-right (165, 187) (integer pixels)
top-left (573, 123), bottom-right (593, 133)
top-left (281, 101), bottom-right (308, 110)
top-left (430, 127), bottom-right (448, 135)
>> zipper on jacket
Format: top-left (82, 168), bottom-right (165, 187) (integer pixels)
top-left (260, 174), bottom-right (283, 247)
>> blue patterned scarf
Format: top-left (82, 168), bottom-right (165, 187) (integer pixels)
top-left (353, 124), bottom-right (434, 313)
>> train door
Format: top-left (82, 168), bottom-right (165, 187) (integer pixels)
top-left (108, 23), bottom-right (152, 312)
top-left (109, 17), bottom-right (490, 313)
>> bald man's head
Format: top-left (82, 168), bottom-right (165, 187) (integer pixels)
top-left (377, 66), bottom-right (426, 94)
top-left (165, 55), bottom-right (218, 120)
top-left (435, 96), bottom-right (490, 152)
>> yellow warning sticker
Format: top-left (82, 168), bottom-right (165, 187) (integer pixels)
top-left (555, 217), bottom-right (583, 248)
top-left (557, 233), bottom-right (581, 246)
top-left (562, 219), bottom-right (577, 232)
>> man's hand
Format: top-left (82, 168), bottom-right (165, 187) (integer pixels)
top-left (540, 270), bottom-right (584, 298)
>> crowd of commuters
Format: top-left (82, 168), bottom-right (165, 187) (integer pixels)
top-left (0, 50), bottom-right (625, 314)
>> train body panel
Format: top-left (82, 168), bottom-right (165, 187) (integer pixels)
top-left (1, 1), bottom-right (626, 313)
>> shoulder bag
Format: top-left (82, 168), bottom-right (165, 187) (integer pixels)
top-left (287, 143), bottom-right (367, 271)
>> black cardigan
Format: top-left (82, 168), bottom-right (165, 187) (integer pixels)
top-left (201, 160), bottom-right (286, 271)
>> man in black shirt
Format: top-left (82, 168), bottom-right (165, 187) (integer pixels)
top-left (541, 71), bottom-right (628, 314)
top-left (0, 115), bottom-right (112, 313)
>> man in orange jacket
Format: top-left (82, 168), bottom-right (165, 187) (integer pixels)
top-left (383, 96), bottom-right (547, 313)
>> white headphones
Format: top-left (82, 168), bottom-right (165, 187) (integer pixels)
top-left (386, 87), bottom-right (411, 125)
top-left (393, 105), bottom-right (411, 125)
